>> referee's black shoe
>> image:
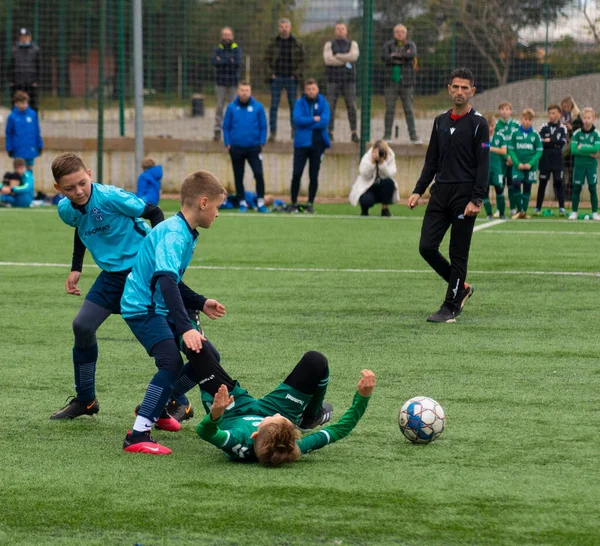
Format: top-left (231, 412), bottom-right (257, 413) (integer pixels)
top-left (426, 304), bottom-right (457, 323)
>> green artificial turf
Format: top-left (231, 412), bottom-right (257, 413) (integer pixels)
top-left (0, 204), bottom-right (599, 546)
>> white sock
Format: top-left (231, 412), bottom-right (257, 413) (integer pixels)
top-left (257, 198), bottom-right (265, 207)
top-left (239, 200), bottom-right (248, 207)
top-left (133, 415), bottom-right (154, 433)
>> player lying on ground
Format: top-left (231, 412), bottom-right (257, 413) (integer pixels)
top-left (193, 346), bottom-right (375, 465)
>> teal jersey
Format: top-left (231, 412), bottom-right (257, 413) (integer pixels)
top-left (58, 183), bottom-right (149, 272)
top-left (11, 169), bottom-right (34, 207)
top-left (121, 212), bottom-right (198, 318)
top-left (489, 131), bottom-right (507, 176)
top-left (508, 128), bottom-right (543, 170)
top-left (570, 126), bottom-right (600, 168)
top-left (196, 391), bottom-right (371, 463)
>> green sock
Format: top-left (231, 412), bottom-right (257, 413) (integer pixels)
top-left (483, 198), bottom-right (493, 216)
top-left (522, 193), bottom-right (531, 214)
top-left (589, 185), bottom-right (598, 213)
top-left (572, 185), bottom-right (582, 212)
top-left (513, 190), bottom-right (522, 212)
top-left (496, 195), bottom-right (506, 216)
top-left (303, 372), bottom-right (329, 418)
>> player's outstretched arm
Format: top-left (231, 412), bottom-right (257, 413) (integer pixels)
top-left (298, 369), bottom-right (376, 455)
top-left (65, 230), bottom-right (85, 296)
top-left (196, 384), bottom-right (234, 447)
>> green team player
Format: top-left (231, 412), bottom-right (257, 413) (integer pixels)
top-left (569, 107), bottom-right (600, 221)
top-left (483, 115), bottom-right (508, 219)
top-left (192, 347), bottom-right (375, 466)
top-left (496, 101), bottom-right (520, 216)
top-left (508, 108), bottom-right (543, 219)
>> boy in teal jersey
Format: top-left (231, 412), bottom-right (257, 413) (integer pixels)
top-left (50, 153), bottom-right (166, 420)
top-left (0, 157), bottom-right (34, 207)
top-left (122, 170), bottom-right (227, 455)
top-left (195, 348), bottom-right (374, 466)
top-left (569, 107), bottom-right (600, 221)
top-left (483, 115), bottom-right (507, 219)
top-left (508, 108), bottom-right (543, 218)
top-left (496, 102), bottom-right (520, 215)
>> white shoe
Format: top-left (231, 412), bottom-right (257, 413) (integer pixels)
top-left (510, 209), bottom-right (517, 216)
top-left (592, 212), bottom-right (600, 221)
top-left (493, 210), bottom-right (500, 218)
top-left (410, 139), bottom-right (423, 145)
top-left (568, 212), bottom-right (578, 220)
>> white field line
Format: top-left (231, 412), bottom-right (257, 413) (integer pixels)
top-left (481, 229), bottom-right (600, 236)
top-left (0, 261), bottom-right (598, 277)
top-left (473, 219), bottom-right (507, 232)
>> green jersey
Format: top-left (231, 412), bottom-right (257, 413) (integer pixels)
top-left (570, 126), bottom-right (600, 168)
top-left (196, 392), bottom-right (371, 462)
top-left (508, 128), bottom-right (543, 170)
top-left (489, 131), bottom-right (507, 176)
top-left (496, 118), bottom-right (519, 164)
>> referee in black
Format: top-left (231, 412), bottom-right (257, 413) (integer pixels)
top-left (407, 68), bottom-right (489, 323)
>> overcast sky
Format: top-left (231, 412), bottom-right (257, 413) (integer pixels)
top-left (521, 0), bottom-right (599, 42)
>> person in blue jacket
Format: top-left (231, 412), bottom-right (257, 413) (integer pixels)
top-left (1, 157), bottom-right (34, 207)
top-left (5, 90), bottom-right (43, 169)
top-left (223, 81), bottom-right (269, 213)
top-left (288, 79), bottom-right (330, 213)
top-left (136, 157), bottom-right (163, 206)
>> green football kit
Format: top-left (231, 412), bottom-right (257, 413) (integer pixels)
top-left (484, 131), bottom-right (507, 216)
top-left (196, 388), bottom-right (371, 462)
top-left (508, 127), bottom-right (543, 213)
top-left (570, 126), bottom-right (600, 213)
top-left (496, 117), bottom-right (520, 211)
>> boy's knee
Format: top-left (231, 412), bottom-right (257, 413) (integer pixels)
top-left (300, 351), bottom-right (329, 376)
top-left (153, 340), bottom-right (184, 379)
top-left (72, 315), bottom-right (96, 339)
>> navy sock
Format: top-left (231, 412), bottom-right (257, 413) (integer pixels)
top-left (138, 368), bottom-right (177, 421)
top-left (170, 362), bottom-right (201, 401)
top-left (73, 344), bottom-right (98, 403)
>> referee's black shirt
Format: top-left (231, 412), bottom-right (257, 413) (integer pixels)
top-left (413, 108), bottom-right (490, 200)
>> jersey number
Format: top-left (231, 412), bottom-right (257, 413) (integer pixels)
top-left (232, 444), bottom-right (250, 459)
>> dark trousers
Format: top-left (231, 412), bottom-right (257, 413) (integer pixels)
top-left (327, 80), bottom-right (357, 133)
top-left (419, 183), bottom-right (476, 309)
top-left (384, 83), bottom-right (417, 141)
top-left (291, 145), bottom-right (326, 204)
top-left (229, 145), bottom-right (265, 201)
top-left (270, 76), bottom-right (297, 134)
top-left (359, 178), bottom-right (395, 214)
top-left (537, 168), bottom-right (565, 209)
top-left (12, 83), bottom-right (38, 111)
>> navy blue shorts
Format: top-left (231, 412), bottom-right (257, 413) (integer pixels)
top-left (125, 313), bottom-right (177, 355)
top-left (85, 270), bottom-right (130, 315)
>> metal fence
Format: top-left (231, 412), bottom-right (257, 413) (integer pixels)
top-left (1, 0), bottom-right (599, 152)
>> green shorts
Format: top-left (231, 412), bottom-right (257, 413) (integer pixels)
top-left (573, 165), bottom-right (598, 186)
top-left (512, 169), bottom-right (537, 184)
top-left (488, 172), bottom-right (505, 189)
top-left (202, 382), bottom-right (312, 426)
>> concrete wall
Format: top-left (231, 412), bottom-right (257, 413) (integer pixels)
top-left (12, 137), bottom-right (427, 198)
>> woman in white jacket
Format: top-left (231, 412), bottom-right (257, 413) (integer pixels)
top-left (349, 140), bottom-right (399, 216)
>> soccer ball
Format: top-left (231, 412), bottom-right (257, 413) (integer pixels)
top-left (398, 396), bottom-right (445, 444)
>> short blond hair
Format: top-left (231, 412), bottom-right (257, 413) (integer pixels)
top-left (254, 420), bottom-right (301, 466)
top-left (581, 107), bottom-right (596, 118)
top-left (498, 101), bottom-right (512, 110)
top-left (486, 114), bottom-right (497, 126)
top-left (180, 170), bottom-right (226, 207)
top-left (141, 157), bottom-right (156, 170)
top-left (521, 108), bottom-right (535, 120)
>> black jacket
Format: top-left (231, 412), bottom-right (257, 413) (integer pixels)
top-left (10, 43), bottom-right (41, 85)
top-left (413, 108), bottom-right (490, 201)
top-left (539, 122), bottom-right (567, 170)
top-left (381, 39), bottom-right (416, 87)
top-left (211, 42), bottom-right (243, 87)
top-left (264, 35), bottom-right (305, 82)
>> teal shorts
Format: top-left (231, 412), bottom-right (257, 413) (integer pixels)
top-left (573, 165), bottom-right (598, 186)
top-left (202, 382), bottom-right (312, 426)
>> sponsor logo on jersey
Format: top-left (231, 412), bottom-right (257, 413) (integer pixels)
top-left (481, 142), bottom-right (490, 149)
top-left (516, 142), bottom-right (534, 150)
top-left (83, 224), bottom-right (111, 236)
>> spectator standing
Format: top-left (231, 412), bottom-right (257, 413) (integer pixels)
top-left (265, 18), bottom-right (305, 142)
top-left (136, 157), bottom-right (163, 206)
top-left (5, 90), bottom-right (43, 169)
top-left (381, 24), bottom-right (421, 144)
top-left (323, 22), bottom-right (359, 143)
top-left (349, 140), bottom-right (398, 216)
top-left (560, 96), bottom-right (582, 200)
top-left (212, 27), bottom-right (242, 142)
top-left (534, 105), bottom-right (567, 216)
top-left (9, 28), bottom-right (41, 112)
top-left (223, 81), bottom-right (269, 213)
top-left (288, 79), bottom-right (330, 213)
